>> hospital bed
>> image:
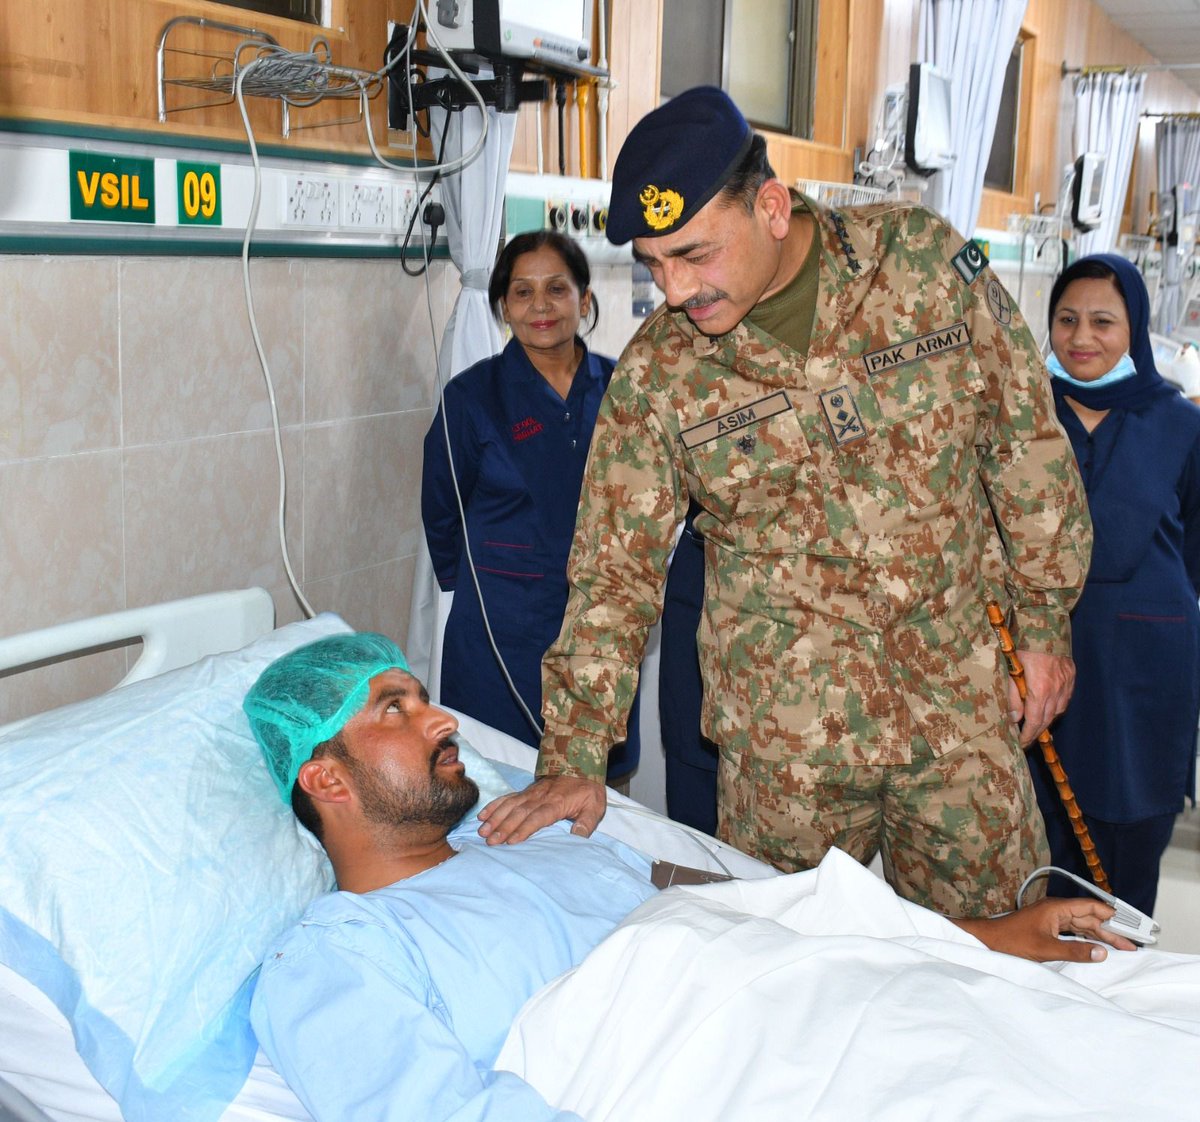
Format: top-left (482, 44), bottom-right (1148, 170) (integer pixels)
top-left (0, 589), bottom-right (766, 1122)
top-left (0, 590), bottom-right (1198, 1122)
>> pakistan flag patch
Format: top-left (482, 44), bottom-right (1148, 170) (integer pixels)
top-left (951, 240), bottom-right (988, 285)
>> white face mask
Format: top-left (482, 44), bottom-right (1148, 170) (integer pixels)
top-left (1046, 349), bottom-right (1138, 389)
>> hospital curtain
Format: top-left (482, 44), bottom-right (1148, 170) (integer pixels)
top-left (1073, 71), bottom-right (1146, 258)
top-left (918, 0), bottom-right (1028, 237)
top-left (1154, 116), bottom-right (1200, 335)
top-left (405, 91), bottom-right (517, 699)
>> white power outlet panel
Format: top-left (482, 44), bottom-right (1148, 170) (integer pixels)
top-left (341, 181), bottom-right (392, 229)
top-left (284, 176), bottom-right (338, 227)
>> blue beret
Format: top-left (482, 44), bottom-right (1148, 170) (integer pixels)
top-left (606, 86), bottom-right (754, 245)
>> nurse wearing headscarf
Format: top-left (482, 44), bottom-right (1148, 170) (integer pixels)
top-left (1034, 253), bottom-right (1200, 915)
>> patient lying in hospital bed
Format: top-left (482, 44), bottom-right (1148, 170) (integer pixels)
top-left (245, 631), bottom-right (1197, 1122)
top-left (1, 598), bottom-right (1198, 1122)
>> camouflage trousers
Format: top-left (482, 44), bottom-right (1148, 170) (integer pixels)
top-left (716, 724), bottom-right (1049, 918)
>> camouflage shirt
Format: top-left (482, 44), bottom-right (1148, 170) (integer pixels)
top-left (538, 200), bottom-right (1091, 780)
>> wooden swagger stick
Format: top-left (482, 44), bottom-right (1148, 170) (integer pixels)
top-left (986, 602), bottom-right (1112, 894)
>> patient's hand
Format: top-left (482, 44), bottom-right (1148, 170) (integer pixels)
top-left (477, 775), bottom-right (607, 845)
top-left (955, 898), bottom-right (1137, 963)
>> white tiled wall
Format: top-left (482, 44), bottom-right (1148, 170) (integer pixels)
top-left (0, 255), bottom-right (645, 725)
top-left (0, 253), bottom-right (461, 723)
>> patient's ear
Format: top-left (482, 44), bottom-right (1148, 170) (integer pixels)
top-left (297, 758), bottom-right (351, 805)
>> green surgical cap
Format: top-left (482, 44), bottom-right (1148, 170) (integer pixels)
top-left (243, 632), bottom-right (411, 804)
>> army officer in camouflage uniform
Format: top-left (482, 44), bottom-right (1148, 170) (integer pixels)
top-left (479, 87), bottom-right (1091, 917)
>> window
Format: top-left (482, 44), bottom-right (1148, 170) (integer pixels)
top-left (218, 0), bottom-right (323, 25)
top-left (660, 0), bottom-right (819, 139)
top-left (983, 39), bottom-right (1024, 193)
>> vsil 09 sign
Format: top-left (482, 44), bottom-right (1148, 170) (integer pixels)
top-left (69, 151), bottom-right (155, 223)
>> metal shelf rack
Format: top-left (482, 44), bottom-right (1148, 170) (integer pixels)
top-left (156, 16), bottom-right (383, 139)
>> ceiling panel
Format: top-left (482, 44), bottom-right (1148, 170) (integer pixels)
top-left (1091, 0), bottom-right (1200, 96)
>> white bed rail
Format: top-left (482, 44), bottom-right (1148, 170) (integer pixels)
top-left (0, 589), bottom-right (275, 690)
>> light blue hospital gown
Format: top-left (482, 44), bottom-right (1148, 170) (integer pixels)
top-left (250, 822), bottom-right (656, 1122)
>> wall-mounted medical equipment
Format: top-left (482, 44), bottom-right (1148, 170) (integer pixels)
top-left (1070, 151), bottom-right (1106, 232)
top-left (386, 0), bottom-right (607, 133)
top-left (857, 63), bottom-right (955, 194)
top-left (431, 0), bottom-right (599, 77)
top-left (905, 63), bottom-right (956, 177)
top-left (504, 171), bottom-right (629, 265)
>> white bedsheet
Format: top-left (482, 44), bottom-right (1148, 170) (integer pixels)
top-left (497, 848), bottom-right (1200, 1122)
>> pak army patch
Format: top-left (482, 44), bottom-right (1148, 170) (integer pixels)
top-left (951, 240), bottom-right (988, 285)
top-left (861, 321), bottom-right (971, 376)
top-left (819, 386), bottom-right (867, 447)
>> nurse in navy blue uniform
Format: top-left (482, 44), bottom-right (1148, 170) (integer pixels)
top-left (1033, 253), bottom-right (1200, 915)
top-left (422, 231), bottom-right (637, 780)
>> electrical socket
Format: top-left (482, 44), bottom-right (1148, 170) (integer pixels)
top-left (420, 183), bottom-right (447, 243)
top-left (341, 182), bottom-right (392, 229)
top-left (284, 176), bottom-right (337, 227)
top-left (394, 184), bottom-right (418, 232)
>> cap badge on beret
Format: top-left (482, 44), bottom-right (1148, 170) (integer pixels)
top-left (640, 184), bottom-right (685, 232)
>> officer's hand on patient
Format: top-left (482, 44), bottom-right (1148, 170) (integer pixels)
top-left (478, 775), bottom-right (607, 844)
top-left (1008, 650), bottom-right (1075, 747)
top-left (955, 897), bottom-right (1137, 963)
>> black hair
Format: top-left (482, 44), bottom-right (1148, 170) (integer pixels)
top-left (716, 134), bottom-right (777, 214)
top-left (1049, 258), bottom-right (1124, 319)
top-left (487, 229), bottom-right (599, 333)
top-left (290, 730), bottom-right (350, 844)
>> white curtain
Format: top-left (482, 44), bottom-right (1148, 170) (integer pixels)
top-left (1154, 116), bottom-right (1200, 335)
top-left (404, 92), bottom-right (517, 699)
top-left (918, 0), bottom-right (1028, 236)
top-left (1072, 71), bottom-right (1146, 257)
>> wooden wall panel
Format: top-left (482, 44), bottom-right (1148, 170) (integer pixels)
top-left (847, 0), bottom-right (887, 161)
top-left (0, 0), bottom-right (420, 153)
top-left (812, 0), bottom-right (849, 149)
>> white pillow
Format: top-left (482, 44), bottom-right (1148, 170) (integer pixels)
top-left (0, 613), bottom-right (351, 1122)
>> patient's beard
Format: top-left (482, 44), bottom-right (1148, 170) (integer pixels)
top-left (348, 747), bottom-right (480, 832)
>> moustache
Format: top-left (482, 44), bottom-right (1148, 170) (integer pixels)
top-left (429, 736), bottom-right (461, 776)
top-left (678, 290), bottom-right (728, 311)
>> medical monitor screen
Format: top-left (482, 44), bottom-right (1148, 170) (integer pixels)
top-left (1071, 152), bottom-right (1105, 231)
top-left (905, 63), bottom-right (955, 176)
top-left (433, 0), bottom-right (596, 75)
top-left (502, 0), bottom-right (587, 42)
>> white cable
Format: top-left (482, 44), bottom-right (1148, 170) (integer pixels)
top-left (238, 7), bottom-right (543, 739)
top-left (367, 0), bottom-right (543, 739)
top-left (1015, 865), bottom-right (1160, 944)
top-left (358, 0), bottom-right (490, 180)
top-left (235, 58), bottom-right (316, 620)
